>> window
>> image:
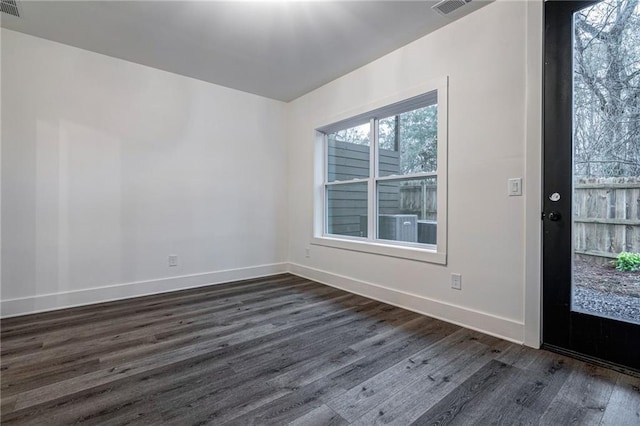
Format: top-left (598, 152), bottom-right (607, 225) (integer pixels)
top-left (313, 78), bottom-right (448, 264)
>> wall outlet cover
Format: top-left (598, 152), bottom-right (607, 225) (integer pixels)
top-left (451, 273), bottom-right (462, 290)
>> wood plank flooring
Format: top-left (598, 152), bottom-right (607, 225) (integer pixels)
top-left (1, 274), bottom-right (638, 425)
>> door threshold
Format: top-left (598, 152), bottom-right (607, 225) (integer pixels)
top-left (542, 343), bottom-right (640, 378)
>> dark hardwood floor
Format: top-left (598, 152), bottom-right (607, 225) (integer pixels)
top-left (1, 274), bottom-right (638, 425)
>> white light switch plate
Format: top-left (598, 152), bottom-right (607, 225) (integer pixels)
top-left (508, 178), bottom-right (522, 196)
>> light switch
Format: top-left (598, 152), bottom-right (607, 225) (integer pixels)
top-left (508, 178), bottom-right (522, 196)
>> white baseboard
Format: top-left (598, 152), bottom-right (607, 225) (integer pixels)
top-left (0, 263), bottom-right (288, 318)
top-left (2, 262), bottom-right (526, 345)
top-left (288, 263), bottom-right (525, 344)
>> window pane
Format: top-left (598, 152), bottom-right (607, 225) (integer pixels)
top-left (378, 104), bottom-right (438, 177)
top-left (377, 177), bottom-right (437, 244)
top-left (327, 182), bottom-right (368, 238)
top-left (327, 123), bottom-right (370, 182)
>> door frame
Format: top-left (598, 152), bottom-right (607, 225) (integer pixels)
top-left (523, 0), bottom-right (544, 350)
top-left (542, 0), bottom-right (640, 372)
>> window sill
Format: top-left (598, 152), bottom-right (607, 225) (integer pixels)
top-left (311, 236), bottom-right (447, 265)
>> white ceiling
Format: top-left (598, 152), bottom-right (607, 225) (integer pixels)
top-left (1, 1), bottom-right (492, 102)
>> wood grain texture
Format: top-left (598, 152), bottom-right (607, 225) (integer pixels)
top-left (1, 273), bottom-right (638, 425)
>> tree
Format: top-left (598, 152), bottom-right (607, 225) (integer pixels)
top-left (574, 0), bottom-right (640, 177)
top-left (328, 104), bottom-right (438, 175)
top-left (328, 124), bottom-right (370, 146)
top-left (379, 105), bottom-right (438, 175)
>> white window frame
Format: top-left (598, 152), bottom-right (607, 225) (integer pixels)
top-left (312, 77), bottom-right (448, 264)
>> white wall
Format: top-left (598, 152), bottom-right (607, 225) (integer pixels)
top-left (1, 1), bottom-right (545, 344)
top-left (287, 0), bottom-right (542, 344)
top-left (1, 29), bottom-right (289, 316)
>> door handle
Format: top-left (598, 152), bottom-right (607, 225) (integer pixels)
top-left (547, 211), bottom-right (561, 221)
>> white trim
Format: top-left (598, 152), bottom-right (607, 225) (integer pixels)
top-left (314, 78), bottom-right (445, 132)
top-left (315, 131), bottom-right (326, 236)
top-left (375, 172), bottom-right (437, 182)
top-left (288, 263), bottom-right (525, 344)
top-left (2, 262), bottom-right (525, 344)
top-left (314, 77), bottom-right (448, 265)
top-left (523, 0), bottom-right (543, 348)
top-left (369, 118), bottom-right (377, 240)
top-left (325, 178), bottom-right (369, 186)
top-left (435, 77), bottom-right (449, 256)
top-left (312, 235), bottom-right (445, 264)
top-left (0, 263), bottom-right (288, 318)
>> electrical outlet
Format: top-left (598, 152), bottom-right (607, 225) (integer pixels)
top-left (305, 247), bottom-right (311, 258)
top-left (168, 255), bottom-right (178, 267)
top-left (451, 273), bottom-right (462, 290)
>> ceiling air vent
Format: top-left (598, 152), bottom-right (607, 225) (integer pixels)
top-left (432, 0), bottom-right (471, 16)
top-left (1, 0), bottom-right (20, 17)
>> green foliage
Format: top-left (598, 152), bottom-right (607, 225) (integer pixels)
top-left (329, 123), bottom-right (370, 146)
top-left (614, 252), bottom-right (640, 271)
top-left (379, 104), bottom-right (438, 175)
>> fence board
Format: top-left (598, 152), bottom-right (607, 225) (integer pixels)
top-left (574, 218), bottom-right (640, 226)
top-left (574, 177), bottom-right (640, 258)
top-left (398, 184), bottom-right (437, 221)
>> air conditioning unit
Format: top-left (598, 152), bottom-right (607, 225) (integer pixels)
top-left (378, 214), bottom-right (418, 243)
top-left (418, 220), bottom-right (437, 245)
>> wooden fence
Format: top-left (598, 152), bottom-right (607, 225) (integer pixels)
top-left (574, 177), bottom-right (640, 259)
top-left (399, 182), bottom-right (437, 222)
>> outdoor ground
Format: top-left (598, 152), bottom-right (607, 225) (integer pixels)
top-left (575, 257), bottom-right (640, 297)
top-left (573, 257), bottom-right (640, 324)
